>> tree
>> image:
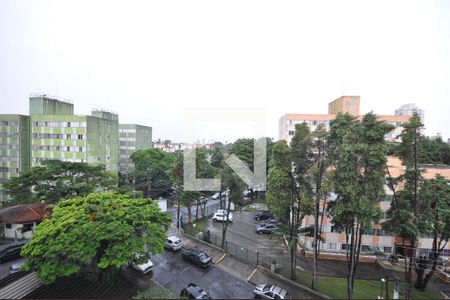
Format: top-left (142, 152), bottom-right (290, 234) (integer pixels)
top-left (221, 165), bottom-right (246, 249)
top-left (414, 175), bottom-right (450, 290)
top-left (328, 113), bottom-right (392, 300)
top-left (267, 140), bottom-right (300, 281)
top-left (4, 160), bottom-right (117, 204)
top-left (131, 148), bottom-right (175, 198)
top-left (383, 113), bottom-right (424, 299)
top-left (21, 193), bottom-right (171, 284)
top-left (310, 124), bottom-right (329, 290)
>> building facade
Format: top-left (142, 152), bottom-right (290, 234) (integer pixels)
top-left (328, 95), bottom-right (360, 116)
top-left (279, 96), bottom-right (410, 143)
top-left (300, 157), bottom-right (450, 257)
top-left (395, 103), bottom-right (424, 123)
top-left (29, 95), bottom-right (119, 174)
top-left (119, 124), bottom-right (153, 173)
top-left (0, 115), bottom-right (30, 205)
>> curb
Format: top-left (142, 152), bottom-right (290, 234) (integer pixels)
top-left (254, 266), bottom-right (331, 300)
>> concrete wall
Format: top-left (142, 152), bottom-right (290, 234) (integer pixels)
top-left (119, 124), bottom-right (152, 173)
top-left (29, 96), bottom-right (74, 116)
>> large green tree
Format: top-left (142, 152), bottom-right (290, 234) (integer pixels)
top-left (328, 113), bottom-right (393, 300)
top-left (4, 160), bottom-right (117, 204)
top-left (21, 192), bottom-right (171, 284)
top-left (383, 113), bottom-right (424, 299)
top-left (131, 148), bottom-right (175, 198)
top-left (414, 175), bottom-right (450, 290)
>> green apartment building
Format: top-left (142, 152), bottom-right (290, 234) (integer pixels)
top-left (0, 93), bottom-right (153, 205)
top-left (119, 124), bottom-right (152, 173)
top-left (30, 94), bottom-right (119, 174)
top-left (0, 115), bottom-right (30, 205)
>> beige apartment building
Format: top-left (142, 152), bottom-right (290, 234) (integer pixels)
top-left (279, 96), bottom-right (410, 143)
top-left (300, 157), bottom-right (450, 256)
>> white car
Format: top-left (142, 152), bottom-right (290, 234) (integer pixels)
top-left (131, 253), bottom-right (153, 274)
top-left (9, 261), bottom-right (24, 274)
top-left (212, 211), bottom-right (233, 223)
top-left (254, 284), bottom-right (288, 299)
top-left (165, 236), bottom-right (182, 251)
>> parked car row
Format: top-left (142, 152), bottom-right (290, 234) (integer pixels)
top-left (254, 210), bottom-right (274, 221)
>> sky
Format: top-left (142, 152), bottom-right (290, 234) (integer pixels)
top-left (1, 0), bottom-right (449, 143)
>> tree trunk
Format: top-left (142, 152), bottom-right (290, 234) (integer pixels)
top-left (195, 201), bottom-right (199, 220)
top-left (221, 192), bottom-right (231, 249)
top-left (187, 206), bottom-right (192, 223)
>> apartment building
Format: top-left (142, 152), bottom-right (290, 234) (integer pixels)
top-left (29, 95), bottom-right (119, 174)
top-left (328, 95), bottom-right (360, 116)
top-left (119, 124), bottom-right (153, 173)
top-left (279, 96), bottom-right (410, 143)
top-left (0, 115), bottom-right (30, 205)
top-left (300, 157), bottom-right (450, 256)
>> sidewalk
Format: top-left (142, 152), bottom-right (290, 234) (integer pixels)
top-left (182, 232), bottom-right (325, 299)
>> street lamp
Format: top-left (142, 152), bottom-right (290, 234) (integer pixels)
top-left (378, 278), bottom-right (386, 299)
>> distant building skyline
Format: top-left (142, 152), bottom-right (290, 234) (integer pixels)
top-left (279, 95), bottom-right (410, 143)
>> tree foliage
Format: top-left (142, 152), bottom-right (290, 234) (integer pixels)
top-left (21, 193), bottom-right (171, 284)
top-left (328, 113), bottom-right (393, 300)
top-left (4, 160), bottom-right (117, 204)
top-left (131, 148), bottom-right (175, 198)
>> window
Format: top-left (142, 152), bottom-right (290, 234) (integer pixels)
top-left (5, 224), bottom-right (11, 229)
top-left (288, 130), bottom-right (295, 136)
top-left (22, 223), bottom-right (33, 232)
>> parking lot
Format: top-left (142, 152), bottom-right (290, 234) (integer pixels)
top-left (149, 243), bottom-right (255, 299)
top-left (203, 210), bottom-right (290, 266)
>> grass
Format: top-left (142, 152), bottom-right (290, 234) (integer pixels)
top-left (183, 220), bottom-right (207, 236)
top-left (278, 269), bottom-right (440, 299)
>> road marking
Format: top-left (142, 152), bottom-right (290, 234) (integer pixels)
top-left (215, 253), bottom-right (227, 265)
top-left (247, 267), bottom-right (258, 282)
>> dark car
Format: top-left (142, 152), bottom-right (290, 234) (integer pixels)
top-left (256, 223), bottom-right (279, 234)
top-left (0, 246), bottom-right (22, 263)
top-left (180, 283), bottom-right (210, 299)
top-left (255, 211), bottom-right (274, 221)
top-left (259, 219), bottom-right (281, 227)
top-left (182, 249), bottom-right (212, 268)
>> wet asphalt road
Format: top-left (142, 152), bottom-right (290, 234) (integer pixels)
top-left (149, 250), bottom-right (255, 299)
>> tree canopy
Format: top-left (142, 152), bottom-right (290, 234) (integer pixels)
top-left (4, 160), bottom-right (117, 204)
top-left (21, 192), bottom-right (171, 284)
top-left (130, 148), bottom-right (175, 198)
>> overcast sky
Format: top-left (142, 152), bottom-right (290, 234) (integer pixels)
top-left (1, 0), bottom-right (449, 143)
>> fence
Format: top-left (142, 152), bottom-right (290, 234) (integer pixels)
top-left (203, 231), bottom-right (286, 269)
top-left (180, 201), bottom-right (223, 230)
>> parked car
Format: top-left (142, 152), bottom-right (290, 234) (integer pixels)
top-left (212, 210), bottom-right (233, 223)
top-left (256, 223), bottom-right (278, 234)
top-left (0, 246), bottom-right (22, 263)
top-left (254, 283), bottom-right (288, 299)
top-left (259, 219), bottom-right (281, 227)
top-left (9, 261), bottom-right (24, 274)
top-left (211, 192), bottom-right (220, 200)
top-left (130, 253), bottom-right (153, 274)
top-left (180, 283), bottom-right (210, 299)
top-left (182, 249), bottom-right (212, 268)
top-left (255, 211), bottom-right (274, 220)
top-left (165, 236), bottom-right (182, 251)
